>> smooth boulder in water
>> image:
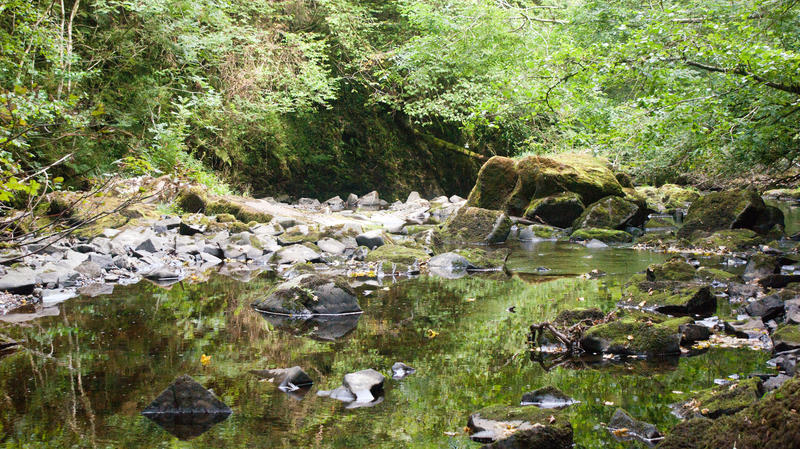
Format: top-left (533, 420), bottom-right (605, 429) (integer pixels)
top-left (250, 366), bottom-right (313, 392)
top-left (391, 362), bottom-right (416, 379)
top-left (317, 369), bottom-right (386, 408)
top-left (252, 274), bottom-right (361, 316)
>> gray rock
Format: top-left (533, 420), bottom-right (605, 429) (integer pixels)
top-left (346, 193), bottom-right (359, 209)
top-left (199, 252), bottom-right (223, 267)
top-left (0, 267), bottom-right (37, 294)
top-left (75, 261), bottom-right (103, 278)
top-left (324, 196), bottom-right (345, 212)
top-left (113, 255), bottom-right (138, 270)
top-left (179, 222), bottom-right (205, 236)
top-left (357, 191), bottom-right (383, 210)
top-left (786, 299), bottom-right (800, 324)
top-left (317, 238), bottom-right (346, 255)
top-left (202, 244), bottom-right (224, 259)
top-left (343, 369), bottom-right (385, 403)
top-left (428, 252), bottom-right (472, 272)
top-left (251, 366), bottom-right (313, 392)
top-left (449, 195), bottom-right (465, 203)
top-left (763, 374), bottom-right (791, 391)
top-left (144, 266), bottom-right (183, 282)
top-left (679, 323), bottom-right (711, 345)
top-left (63, 250), bottom-right (89, 268)
top-left (317, 385), bottom-right (356, 402)
top-left (135, 237), bottom-right (164, 254)
top-left (743, 254), bottom-right (779, 282)
top-left (251, 274), bottom-right (361, 315)
top-left (391, 362), bottom-right (416, 379)
top-left (585, 239), bottom-right (608, 248)
top-left (745, 295), bottom-right (785, 321)
top-left (87, 252), bottom-right (115, 269)
top-left (608, 408), bottom-right (661, 442)
top-left (298, 198), bottom-right (321, 208)
top-left (355, 230), bottom-right (385, 249)
top-left (275, 217), bottom-right (296, 229)
top-left (36, 261), bottom-right (79, 287)
top-left (274, 245), bottom-right (321, 265)
top-left (406, 191), bottom-right (422, 203)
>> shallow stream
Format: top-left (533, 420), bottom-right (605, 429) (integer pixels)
top-left (0, 242), bottom-right (774, 448)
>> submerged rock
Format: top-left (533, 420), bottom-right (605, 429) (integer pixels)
top-left (141, 374), bottom-right (231, 440)
top-left (607, 408), bottom-right (661, 444)
top-left (467, 404), bottom-right (573, 448)
top-left (259, 313), bottom-right (360, 341)
top-left (250, 366), bottom-right (313, 392)
top-left (251, 274), bottom-right (361, 316)
top-left (391, 362), bottom-right (416, 379)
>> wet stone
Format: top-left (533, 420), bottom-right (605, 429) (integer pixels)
top-left (391, 362), bottom-right (416, 379)
top-left (607, 408), bottom-right (661, 444)
top-left (250, 366), bottom-right (313, 392)
top-left (141, 374), bottom-right (232, 440)
top-left (744, 295), bottom-right (784, 321)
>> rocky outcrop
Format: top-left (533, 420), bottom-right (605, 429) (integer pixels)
top-left (466, 156), bottom-right (519, 210)
top-left (467, 404), bottom-right (573, 449)
top-left (572, 195), bottom-right (647, 230)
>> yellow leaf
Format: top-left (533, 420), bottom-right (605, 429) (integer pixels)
top-left (426, 329), bottom-right (439, 339)
top-left (201, 354), bottom-right (211, 366)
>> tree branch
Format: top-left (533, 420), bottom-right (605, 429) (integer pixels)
top-left (684, 60), bottom-right (800, 96)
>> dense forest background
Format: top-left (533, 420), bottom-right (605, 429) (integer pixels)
top-left (1, 0), bottom-right (799, 199)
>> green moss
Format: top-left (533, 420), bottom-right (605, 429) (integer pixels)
top-left (553, 308), bottom-right (605, 327)
top-left (691, 229), bottom-right (763, 251)
top-left (216, 213), bottom-right (237, 223)
top-left (772, 324), bottom-right (800, 350)
top-left (439, 207), bottom-right (511, 244)
top-left (524, 192), bottom-right (584, 228)
top-left (621, 273), bottom-right (716, 316)
top-left (465, 156), bottom-right (518, 211)
top-left (656, 418), bottom-right (714, 449)
top-left (176, 186), bottom-right (208, 213)
top-left (506, 155), bottom-right (543, 215)
top-left (696, 267), bottom-right (738, 282)
top-left (570, 228), bottom-right (633, 243)
top-left (683, 377), bottom-right (763, 419)
top-left (525, 224), bottom-right (562, 239)
top-left (450, 247), bottom-right (506, 268)
top-left (573, 195), bottom-right (641, 230)
top-left (581, 311), bottom-right (686, 355)
top-left (474, 404), bottom-right (564, 425)
top-left (365, 244), bottom-right (429, 271)
top-left (206, 197), bottom-right (273, 223)
top-left (648, 259), bottom-right (697, 281)
top-left (678, 189), bottom-right (765, 239)
top-left (404, 224), bottom-right (437, 235)
top-left (533, 153), bottom-right (624, 205)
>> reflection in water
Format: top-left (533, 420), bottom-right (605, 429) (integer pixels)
top-left (0, 245), bottom-right (774, 449)
top-left (258, 312), bottom-right (361, 341)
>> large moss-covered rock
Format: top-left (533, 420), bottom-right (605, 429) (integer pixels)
top-left (678, 189), bottom-right (768, 239)
top-left (529, 153), bottom-right (624, 205)
top-left (466, 156), bottom-right (519, 211)
top-left (580, 312), bottom-right (689, 356)
top-left (439, 207), bottom-right (512, 244)
top-left (621, 273), bottom-right (716, 317)
top-left (365, 244), bottom-right (429, 272)
top-left (252, 274), bottom-right (360, 315)
top-left (691, 229), bottom-right (764, 251)
top-left (660, 184), bottom-right (700, 210)
top-left (772, 324), bottom-right (800, 351)
top-left (467, 404), bottom-right (573, 449)
top-left (573, 196), bottom-right (646, 230)
top-left (570, 228), bottom-right (633, 243)
top-left (673, 377), bottom-right (763, 419)
top-left (657, 377), bottom-right (800, 449)
top-left (524, 192), bottom-right (584, 228)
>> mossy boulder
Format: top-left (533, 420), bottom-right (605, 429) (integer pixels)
top-left (570, 228), bottom-right (633, 244)
top-left (553, 308), bottom-right (605, 327)
top-left (524, 192), bottom-right (584, 228)
top-left (518, 224), bottom-right (562, 240)
top-left (772, 324), bottom-right (800, 351)
top-left (365, 244), bottom-right (429, 272)
top-left (216, 213), bottom-right (237, 223)
top-left (673, 377), bottom-right (763, 419)
top-left (467, 404), bottom-right (573, 448)
top-left (657, 377), bottom-right (800, 449)
top-left (251, 274), bottom-right (360, 315)
top-left (691, 229), bottom-right (764, 251)
top-left (466, 156), bottom-right (519, 211)
top-left (696, 267), bottom-right (738, 283)
top-left (439, 207), bottom-right (512, 244)
top-left (763, 188), bottom-right (800, 201)
top-left (207, 196), bottom-right (274, 223)
top-left (450, 247), bottom-right (507, 268)
top-left (616, 172), bottom-right (633, 188)
top-left (660, 184), bottom-right (700, 210)
top-left (580, 311), bottom-right (688, 356)
top-left (621, 273), bottom-right (717, 317)
top-left (176, 186), bottom-right (208, 213)
top-left (678, 189), bottom-right (768, 239)
top-left (647, 258), bottom-right (698, 282)
top-left (573, 196), bottom-right (646, 230)
top-left (530, 153), bottom-right (624, 205)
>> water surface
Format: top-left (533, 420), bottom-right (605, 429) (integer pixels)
top-left (0, 243), bottom-right (771, 448)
